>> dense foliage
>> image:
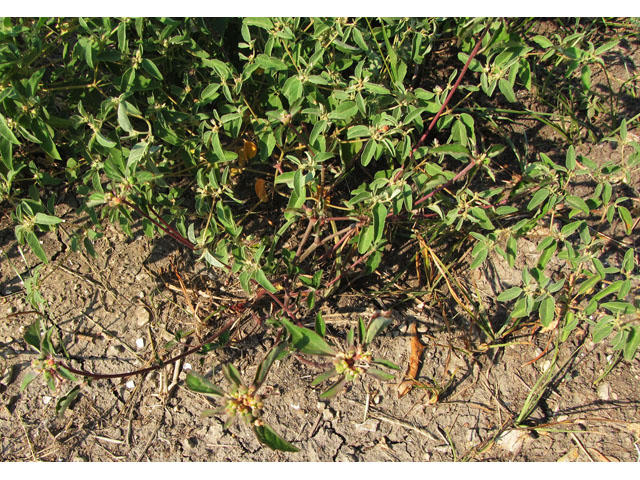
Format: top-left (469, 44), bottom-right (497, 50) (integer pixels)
top-left (2, 18), bottom-right (639, 451)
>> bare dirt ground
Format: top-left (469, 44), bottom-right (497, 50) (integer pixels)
top-left (1, 37), bottom-right (640, 462)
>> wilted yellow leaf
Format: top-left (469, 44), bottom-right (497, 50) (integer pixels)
top-left (243, 139), bottom-right (257, 160)
top-left (236, 140), bottom-right (257, 168)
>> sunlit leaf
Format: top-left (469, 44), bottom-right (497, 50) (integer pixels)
top-left (185, 372), bottom-right (225, 397)
top-left (253, 423), bottom-right (299, 452)
top-left (280, 318), bottom-right (335, 356)
top-left (56, 385), bottom-right (81, 416)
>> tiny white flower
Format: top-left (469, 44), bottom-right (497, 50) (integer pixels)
top-left (183, 363), bottom-right (192, 370)
top-left (43, 396), bottom-right (52, 404)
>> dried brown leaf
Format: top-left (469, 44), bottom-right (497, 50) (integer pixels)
top-left (397, 322), bottom-right (425, 398)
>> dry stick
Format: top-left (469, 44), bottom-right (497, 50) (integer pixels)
top-left (294, 217), bottom-right (317, 260)
top-left (299, 224), bottom-right (357, 264)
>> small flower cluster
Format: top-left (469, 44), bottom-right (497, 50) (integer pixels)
top-left (31, 355), bottom-right (66, 390)
top-left (225, 385), bottom-right (264, 422)
top-left (333, 347), bottom-right (372, 382)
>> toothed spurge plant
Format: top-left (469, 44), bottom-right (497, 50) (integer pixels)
top-left (185, 342), bottom-right (299, 452)
top-left (281, 311), bottom-right (401, 398)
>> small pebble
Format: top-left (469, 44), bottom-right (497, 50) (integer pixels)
top-left (135, 338), bottom-right (145, 349)
top-left (125, 380), bottom-right (135, 389)
top-left (43, 396), bottom-right (52, 405)
top-left (322, 408), bottom-right (334, 421)
top-left (183, 363), bottom-right (192, 371)
top-left (355, 418), bottom-right (379, 432)
top-left (597, 382), bottom-right (610, 401)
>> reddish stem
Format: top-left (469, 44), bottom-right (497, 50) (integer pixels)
top-left (409, 32), bottom-right (486, 160)
top-left (59, 316), bottom-right (238, 380)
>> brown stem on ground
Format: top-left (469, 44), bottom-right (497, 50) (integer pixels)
top-left (59, 316), bottom-right (238, 380)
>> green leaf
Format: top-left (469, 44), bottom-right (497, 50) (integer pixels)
top-left (361, 139), bottom-right (376, 166)
top-left (320, 376), bottom-right (346, 398)
top-left (222, 364), bottom-right (243, 387)
top-left (601, 301), bottom-right (636, 315)
top-left (372, 358), bottom-right (401, 370)
top-left (0, 113), bottom-right (20, 144)
top-left (201, 83), bottom-right (221, 103)
top-left (617, 206), bottom-right (633, 234)
top-left (366, 368), bottom-right (395, 381)
top-left (244, 17), bottom-right (274, 30)
top-left (532, 35), bottom-right (553, 49)
top-left (364, 314), bottom-right (393, 346)
top-left (470, 245), bottom-right (488, 269)
top-left (315, 312), bottom-right (326, 338)
top-left (539, 296), bottom-right (556, 327)
top-left (623, 326), bottom-right (640, 361)
top-left (527, 188), bottom-right (550, 211)
top-left (26, 230), bottom-right (48, 263)
top-left (127, 141), bottom-right (147, 171)
top-left (253, 342), bottom-right (286, 389)
top-left (498, 78), bottom-right (516, 103)
top-left (363, 83), bottom-right (391, 95)
top-left (347, 326), bottom-right (355, 347)
top-left (56, 385), bottom-right (81, 417)
top-left (253, 423), bottom-right (299, 452)
top-left (141, 58), bottom-right (163, 80)
top-left (594, 39), bottom-right (619, 56)
top-left (309, 120), bottom-right (328, 146)
top-left (622, 248), bottom-right (634, 274)
top-left (253, 269), bottom-right (277, 293)
top-left (565, 145), bottom-right (576, 170)
top-left (280, 318), bottom-right (336, 356)
top-left (255, 54), bottom-right (288, 71)
top-left (357, 225), bottom-right (374, 254)
top-left (20, 371), bottom-right (39, 391)
top-left (57, 366), bottom-right (78, 383)
top-left (34, 213), bottom-right (63, 226)
top-left (372, 202), bottom-right (387, 244)
top-left (32, 118), bottom-right (61, 160)
top-left (185, 372), bottom-right (225, 397)
top-left (565, 195), bottom-right (590, 216)
top-left (429, 143), bottom-right (470, 156)
top-left (497, 287), bottom-right (523, 302)
top-left (95, 131), bottom-right (116, 148)
top-left (311, 368), bottom-right (337, 386)
top-left (347, 125), bottom-right (371, 139)
top-left (24, 319), bottom-right (42, 351)
top-left (283, 76), bottom-right (303, 105)
top-left (117, 102), bottom-right (134, 133)
top-left (510, 296), bottom-right (529, 319)
top-left (592, 318), bottom-right (614, 343)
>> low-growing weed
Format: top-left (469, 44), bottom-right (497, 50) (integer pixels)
top-left (2, 17), bottom-right (638, 454)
